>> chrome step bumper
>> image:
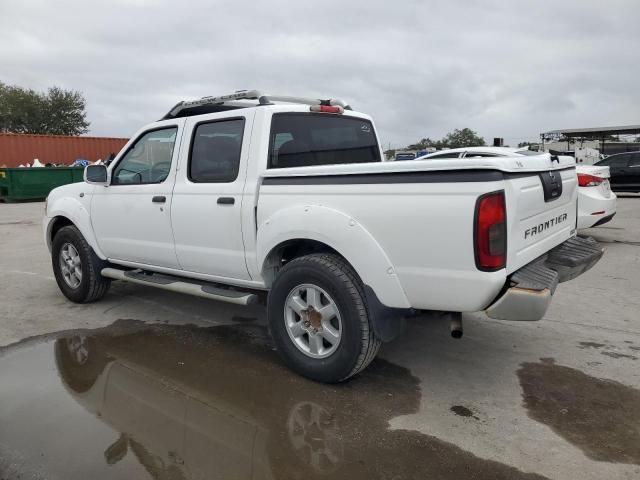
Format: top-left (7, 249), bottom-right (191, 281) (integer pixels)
top-left (486, 236), bottom-right (603, 321)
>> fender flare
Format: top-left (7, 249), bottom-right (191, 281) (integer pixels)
top-left (46, 196), bottom-right (106, 260)
top-left (256, 204), bottom-right (411, 309)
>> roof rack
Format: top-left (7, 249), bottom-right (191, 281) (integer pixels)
top-left (162, 90), bottom-right (352, 119)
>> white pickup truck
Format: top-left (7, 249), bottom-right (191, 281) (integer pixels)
top-left (44, 90), bottom-right (603, 382)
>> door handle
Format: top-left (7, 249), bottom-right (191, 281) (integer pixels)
top-left (217, 197), bottom-right (235, 205)
top-left (152, 195), bottom-right (166, 203)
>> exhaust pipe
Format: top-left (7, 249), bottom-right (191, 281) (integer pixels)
top-left (450, 313), bottom-right (463, 339)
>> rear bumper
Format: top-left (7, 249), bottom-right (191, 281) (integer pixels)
top-left (591, 213), bottom-right (615, 227)
top-left (577, 187), bottom-right (616, 229)
top-left (485, 236), bottom-right (603, 321)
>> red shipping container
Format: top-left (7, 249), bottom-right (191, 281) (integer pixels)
top-left (0, 133), bottom-right (129, 167)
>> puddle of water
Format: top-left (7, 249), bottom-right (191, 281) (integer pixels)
top-left (450, 405), bottom-right (479, 420)
top-left (0, 321), bottom-right (548, 480)
top-left (518, 358), bottom-right (640, 465)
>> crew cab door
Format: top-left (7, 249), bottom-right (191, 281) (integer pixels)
top-left (91, 122), bottom-right (183, 268)
top-left (170, 111), bottom-right (254, 280)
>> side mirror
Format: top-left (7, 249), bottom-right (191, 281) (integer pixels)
top-left (84, 165), bottom-right (110, 185)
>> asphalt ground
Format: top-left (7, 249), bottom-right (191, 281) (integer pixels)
top-left (0, 198), bottom-right (639, 480)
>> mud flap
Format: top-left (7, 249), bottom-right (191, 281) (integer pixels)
top-left (364, 285), bottom-right (408, 342)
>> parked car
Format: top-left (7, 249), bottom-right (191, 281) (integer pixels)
top-left (594, 151), bottom-right (640, 193)
top-left (419, 147), bottom-right (617, 228)
top-left (420, 146), bottom-right (543, 160)
top-left (44, 91), bottom-right (603, 382)
top-left (575, 164), bottom-right (616, 228)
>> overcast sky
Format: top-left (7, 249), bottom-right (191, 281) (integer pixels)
top-left (1, 0), bottom-right (638, 147)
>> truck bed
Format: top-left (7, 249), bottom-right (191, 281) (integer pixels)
top-left (259, 155), bottom-right (577, 311)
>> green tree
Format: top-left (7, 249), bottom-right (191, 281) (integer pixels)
top-left (407, 137), bottom-right (445, 150)
top-left (401, 128), bottom-right (485, 153)
top-left (383, 148), bottom-right (396, 160)
top-left (0, 81), bottom-right (89, 135)
top-left (442, 128), bottom-right (485, 148)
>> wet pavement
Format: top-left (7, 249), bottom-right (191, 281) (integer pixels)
top-left (518, 357), bottom-right (640, 465)
top-left (1, 321), bottom-right (548, 480)
top-left (2, 199), bottom-right (640, 479)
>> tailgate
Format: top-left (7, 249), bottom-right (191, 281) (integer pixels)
top-left (503, 156), bottom-right (578, 273)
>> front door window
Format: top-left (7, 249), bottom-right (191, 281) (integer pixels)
top-left (112, 128), bottom-right (178, 185)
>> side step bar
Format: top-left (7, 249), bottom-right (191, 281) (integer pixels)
top-left (101, 268), bottom-right (259, 306)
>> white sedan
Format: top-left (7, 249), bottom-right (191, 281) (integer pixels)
top-left (418, 147), bottom-right (616, 229)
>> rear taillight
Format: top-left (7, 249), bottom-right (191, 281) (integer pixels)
top-left (474, 190), bottom-right (507, 271)
top-left (577, 173), bottom-right (604, 187)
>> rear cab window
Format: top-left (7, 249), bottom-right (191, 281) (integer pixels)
top-left (268, 113), bottom-right (381, 168)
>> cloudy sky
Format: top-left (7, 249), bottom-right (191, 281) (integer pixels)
top-left (1, 0), bottom-right (638, 148)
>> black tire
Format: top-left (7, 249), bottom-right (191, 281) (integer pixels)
top-left (267, 253), bottom-right (381, 383)
top-left (52, 225), bottom-right (111, 303)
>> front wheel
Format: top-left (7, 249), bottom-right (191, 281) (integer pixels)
top-left (52, 225), bottom-right (111, 303)
top-left (268, 253), bottom-right (380, 383)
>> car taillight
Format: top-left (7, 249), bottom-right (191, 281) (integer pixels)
top-left (474, 190), bottom-right (506, 271)
top-left (577, 173), bottom-right (604, 187)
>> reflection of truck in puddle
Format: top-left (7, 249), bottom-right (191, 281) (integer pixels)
top-left (54, 326), bottom-right (348, 480)
top-left (52, 323), bottom-right (552, 480)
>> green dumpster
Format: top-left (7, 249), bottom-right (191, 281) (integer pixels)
top-left (0, 167), bottom-right (85, 202)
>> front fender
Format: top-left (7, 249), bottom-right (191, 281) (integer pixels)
top-left (257, 205), bottom-right (411, 309)
top-left (45, 193), bottom-right (106, 260)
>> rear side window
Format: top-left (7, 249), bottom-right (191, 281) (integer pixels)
top-left (515, 149), bottom-right (542, 156)
top-left (189, 119), bottom-right (244, 183)
top-left (628, 153), bottom-right (640, 167)
top-left (598, 154), bottom-right (628, 168)
top-left (464, 152), bottom-right (498, 158)
top-left (269, 113), bottom-right (380, 169)
top-left (427, 152), bottom-right (461, 159)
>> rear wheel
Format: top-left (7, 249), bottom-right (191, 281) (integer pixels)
top-left (52, 225), bottom-right (111, 303)
top-left (268, 253), bottom-right (380, 383)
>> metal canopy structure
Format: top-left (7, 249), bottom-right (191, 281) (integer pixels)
top-left (540, 124), bottom-right (640, 154)
top-left (542, 125), bottom-right (640, 140)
